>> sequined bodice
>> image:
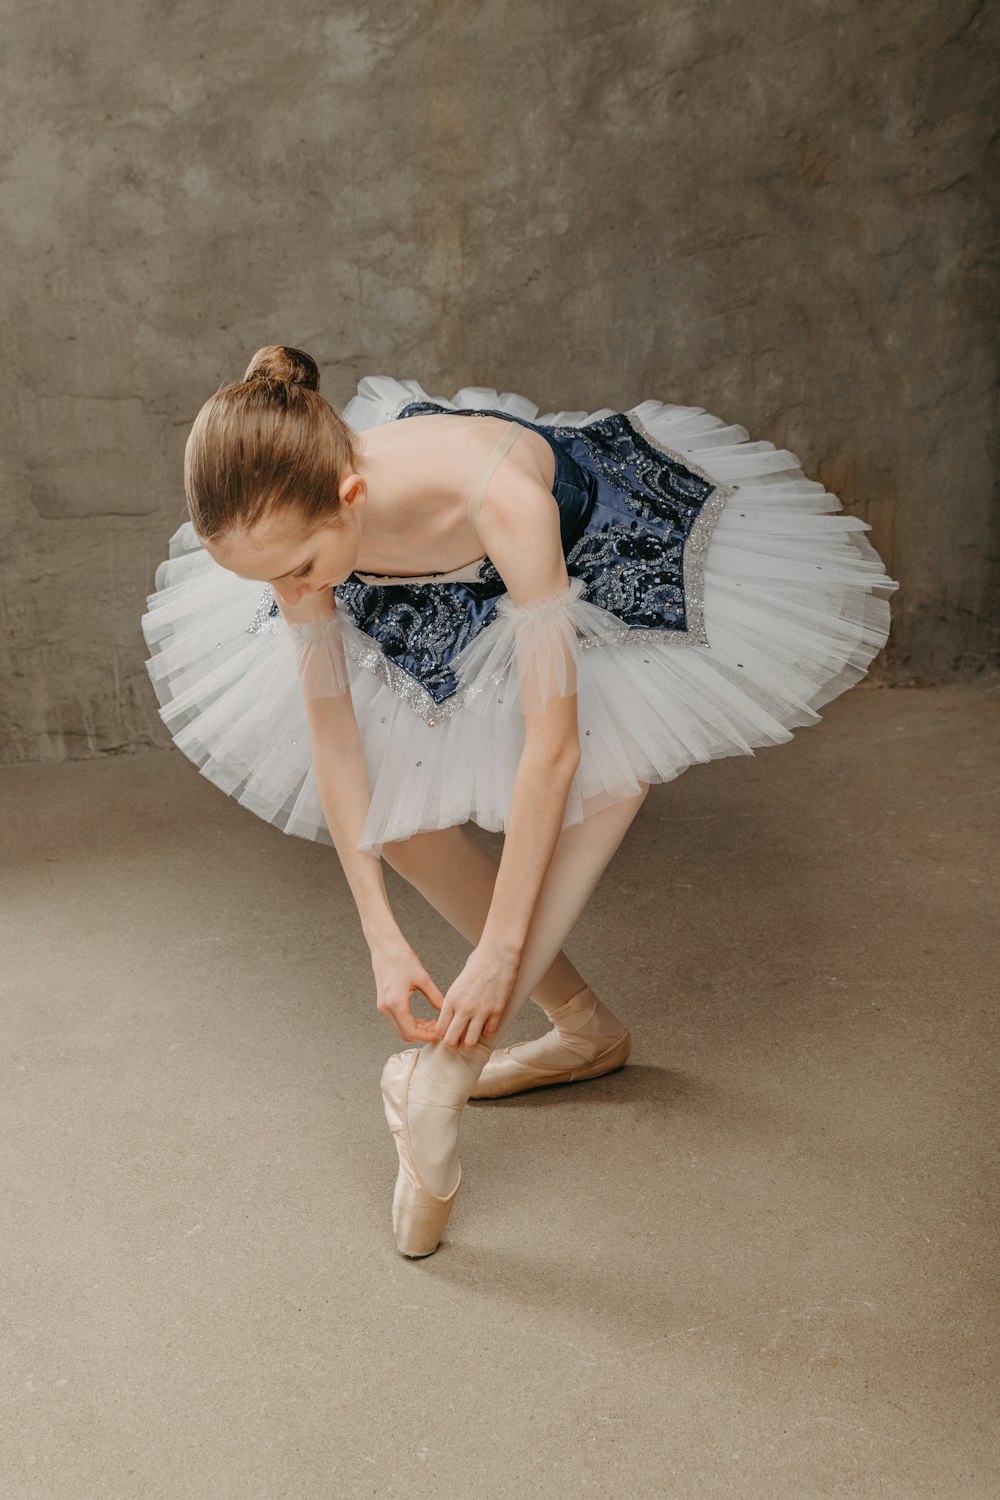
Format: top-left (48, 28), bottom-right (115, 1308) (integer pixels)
top-left (250, 399), bottom-right (734, 724)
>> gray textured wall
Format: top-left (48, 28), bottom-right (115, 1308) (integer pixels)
top-left (1, 1), bottom-right (996, 762)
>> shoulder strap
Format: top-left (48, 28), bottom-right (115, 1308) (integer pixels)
top-left (467, 421), bottom-right (523, 531)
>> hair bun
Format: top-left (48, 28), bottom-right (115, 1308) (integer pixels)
top-left (243, 345), bottom-right (320, 392)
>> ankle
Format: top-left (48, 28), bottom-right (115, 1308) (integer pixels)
top-left (548, 986), bottom-right (627, 1041)
top-left (413, 1038), bottom-right (492, 1096)
top-left (403, 1039), bottom-right (493, 1197)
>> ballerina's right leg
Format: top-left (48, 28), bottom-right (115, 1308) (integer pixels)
top-left (383, 828), bottom-right (632, 1098)
top-left (380, 790), bottom-right (649, 1205)
top-left (382, 824), bottom-right (631, 1094)
top-left (381, 824), bottom-right (588, 1012)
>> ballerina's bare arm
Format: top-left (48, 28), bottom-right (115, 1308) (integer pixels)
top-left (431, 476), bottom-right (584, 1050)
top-left (275, 590), bottom-right (443, 1045)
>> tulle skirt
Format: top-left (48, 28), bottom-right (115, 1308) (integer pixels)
top-left (140, 377), bottom-right (900, 854)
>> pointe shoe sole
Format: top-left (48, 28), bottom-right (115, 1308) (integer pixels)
top-left (381, 1049), bottom-right (462, 1258)
top-left (470, 1028), bottom-right (632, 1100)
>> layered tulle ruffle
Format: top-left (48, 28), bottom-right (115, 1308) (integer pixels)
top-left (141, 377), bottom-right (899, 853)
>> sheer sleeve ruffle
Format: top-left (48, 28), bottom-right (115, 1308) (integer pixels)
top-left (451, 576), bottom-right (627, 719)
top-left (285, 611), bottom-right (352, 702)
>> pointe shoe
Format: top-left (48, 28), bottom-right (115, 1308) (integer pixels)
top-left (380, 1048), bottom-right (462, 1258)
top-left (470, 1026), bottom-right (632, 1100)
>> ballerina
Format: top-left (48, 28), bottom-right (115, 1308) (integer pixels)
top-left (141, 345), bottom-right (899, 1257)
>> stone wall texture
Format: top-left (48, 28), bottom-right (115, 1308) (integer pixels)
top-left (1, 0), bottom-right (996, 762)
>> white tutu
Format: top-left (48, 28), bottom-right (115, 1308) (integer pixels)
top-left (140, 376), bottom-right (899, 854)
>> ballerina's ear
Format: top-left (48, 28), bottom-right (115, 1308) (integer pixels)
top-left (284, 611), bottom-right (352, 701)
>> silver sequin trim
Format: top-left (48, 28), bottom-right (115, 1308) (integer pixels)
top-left (246, 586), bottom-right (279, 635)
top-left (622, 408), bottom-right (737, 649)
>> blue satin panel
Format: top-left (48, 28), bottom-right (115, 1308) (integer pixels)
top-left (263, 399), bottom-right (723, 709)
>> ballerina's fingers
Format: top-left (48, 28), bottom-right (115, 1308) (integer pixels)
top-left (433, 998), bottom-right (462, 1048)
top-left (463, 1009), bottom-right (506, 1049)
top-left (375, 972), bottom-right (446, 1044)
top-left (436, 996), bottom-right (506, 1050)
top-left (377, 994), bottom-right (440, 1044)
top-left (406, 978), bottom-right (448, 1043)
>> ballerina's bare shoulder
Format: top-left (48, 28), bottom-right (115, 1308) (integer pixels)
top-left (352, 411), bottom-right (557, 581)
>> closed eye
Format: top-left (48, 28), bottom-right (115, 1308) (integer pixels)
top-left (293, 562), bottom-right (314, 581)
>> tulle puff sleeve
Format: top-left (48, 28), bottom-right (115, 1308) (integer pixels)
top-left (451, 576), bottom-right (628, 719)
top-left (284, 610), bottom-right (352, 702)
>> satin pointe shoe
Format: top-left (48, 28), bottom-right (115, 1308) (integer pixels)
top-left (470, 1026), bottom-right (632, 1099)
top-left (380, 1048), bottom-right (462, 1258)
top-left (469, 985), bottom-right (632, 1100)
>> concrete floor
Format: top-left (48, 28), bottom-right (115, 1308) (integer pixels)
top-left (2, 680), bottom-right (998, 1499)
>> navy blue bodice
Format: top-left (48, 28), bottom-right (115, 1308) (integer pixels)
top-left (250, 400), bottom-right (734, 723)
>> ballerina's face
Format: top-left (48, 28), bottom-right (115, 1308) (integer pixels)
top-left (204, 479), bottom-right (367, 607)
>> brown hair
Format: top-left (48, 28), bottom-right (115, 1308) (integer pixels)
top-left (184, 345), bottom-right (360, 541)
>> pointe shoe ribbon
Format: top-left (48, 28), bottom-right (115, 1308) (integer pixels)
top-left (380, 1048), bottom-right (463, 1258)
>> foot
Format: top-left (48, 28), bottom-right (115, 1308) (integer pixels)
top-left (381, 1049), bottom-right (462, 1257)
top-left (469, 986), bottom-right (632, 1099)
top-left (380, 1040), bottom-right (490, 1257)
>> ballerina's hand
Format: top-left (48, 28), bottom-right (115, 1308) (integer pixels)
top-left (370, 940), bottom-right (446, 1044)
top-left (434, 944), bottom-right (520, 1050)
